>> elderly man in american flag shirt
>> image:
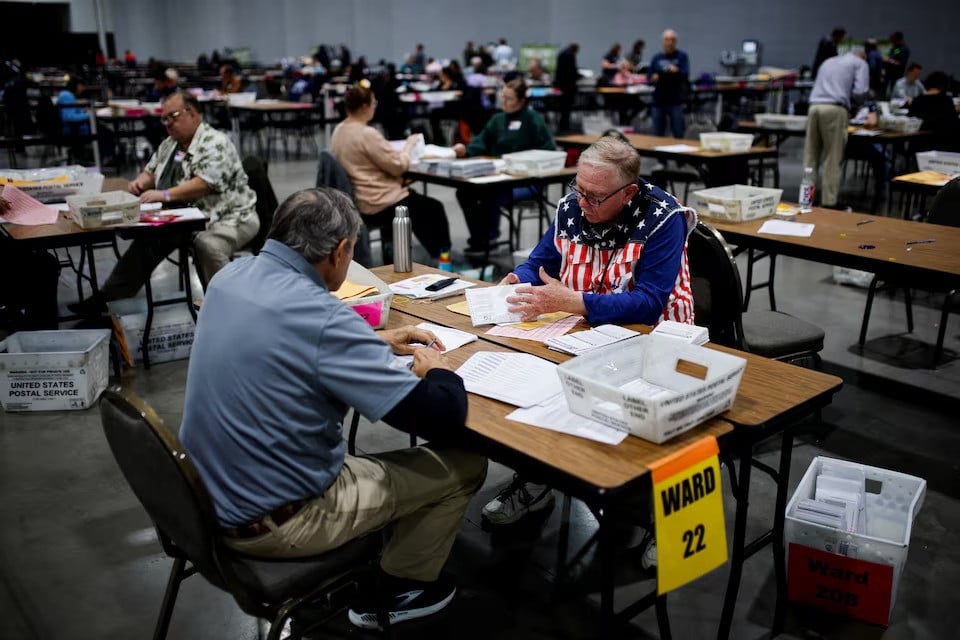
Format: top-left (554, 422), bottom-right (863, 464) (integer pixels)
top-left (481, 135), bottom-right (698, 531)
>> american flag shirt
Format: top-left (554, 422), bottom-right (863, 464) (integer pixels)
top-left (515, 179), bottom-right (697, 326)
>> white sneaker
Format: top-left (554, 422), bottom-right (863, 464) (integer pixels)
top-left (641, 535), bottom-right (657, 570)
top-left (481, 475), bottom-right (555, 525)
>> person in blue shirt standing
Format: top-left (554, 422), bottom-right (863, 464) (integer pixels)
top-left (649, 29), bottom-right (690, 138)
top-left (57, 76), bottom-right (90, 136)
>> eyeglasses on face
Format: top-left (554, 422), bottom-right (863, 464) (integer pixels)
top-left (568, 179), bottom-right (633, 207)
top-left (160, 109), bottom-right (189, 125)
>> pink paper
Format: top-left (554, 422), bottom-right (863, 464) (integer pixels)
top-left (486, 314), bottom-right (583, 342)
top-left (0, 185), bottom-right (59, 225)
top-left (349, 301), bottom-right (384, 328)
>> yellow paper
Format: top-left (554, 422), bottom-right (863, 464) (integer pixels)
top-left (331, 280), bottom-right (378, 300)
top-left (650, 436), bottom-right (727, 595)
top-left (512, 311), bottom-right (573, 330)
top-left (1, 175), bottom-right (69, 186)
top-left (446, 300), bottom-right (471, 316)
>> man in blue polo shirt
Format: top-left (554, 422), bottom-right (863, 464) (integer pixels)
top-left (179, 188), bottom-right (487, 630)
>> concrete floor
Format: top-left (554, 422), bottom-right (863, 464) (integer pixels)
top-left (2, 132), bottom-right (960, 639)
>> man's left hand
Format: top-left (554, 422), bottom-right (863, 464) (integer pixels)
top-left (865, 112), bottom-right (879, 128)
top-left (506, 266), bottom-right (586, 321)
top-left (378, 326), bottom-right (445, 355)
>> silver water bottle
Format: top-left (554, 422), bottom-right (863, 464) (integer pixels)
top-left (392, 205), bottom-right (412, 272)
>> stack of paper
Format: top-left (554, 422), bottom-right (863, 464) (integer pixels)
top-left (449, 159), bottom-right (496, 178)
top-left (545, 324), bottom-right (640, 355)
top-left (651, 320), bottom-right (709, 345)
top-left (389, 273), bottom-right (476, 300)
top-left (331, 280), bottom-right (379, 300)
top-left (464, 285), bottom-right (524, 325)
top-left (455, 351), bottom-right (561, 407)
top-left (792, 469), bottom-right (865, 533)
top-left (0, 185), bottom-right (59, 225)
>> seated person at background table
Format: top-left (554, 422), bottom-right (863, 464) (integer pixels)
top-left (892, 62), bottom-right (925, 103)
top-left (219, 63), bottom-right (243, 94)
top-left (180, 187), bottom-right (487, 629)
top-left (613, 59), bottom-right (644, 86)
top-left (452, 77), bottom-right (555, 254)
top-left (68, 91), bottom-right (258, 316)
top-left (0, 195), bottom-right (60, 335)
top-left (908, 71), bottom-right (960, 152)
top-left (331, 84), bottom-right (451, 263)
top-left (526, 57), bottom-right (551, 86)
top-left (480, 135), bottom-right (697, 528)
top-left (803, 51), bottom-right (877, 209)
top-left (649, 29), bottom-right (689, 138)
top-left (600, 43), bottom-right (622, 84)
top-left (57, 76), bottom-right (90, 136)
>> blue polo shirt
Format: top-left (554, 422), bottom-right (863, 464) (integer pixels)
top-left (180, 240), bottom-right (419, 527)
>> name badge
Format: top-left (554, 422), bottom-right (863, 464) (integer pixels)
top-left (508, 120), bottom-right (522, 131)
top-left (174, 151), bottom-right (186, 163)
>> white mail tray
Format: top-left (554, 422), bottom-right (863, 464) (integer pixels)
top-left (503, 150), bottom-right (567, 176)
top-left (700, 132), bottom-right (754, 152)
top-left (692, 184), bottom-right (784, 222)
top-left (557, 335), bottom-right (746, 444)
top-left (66, 191), bottom-right (140, 228)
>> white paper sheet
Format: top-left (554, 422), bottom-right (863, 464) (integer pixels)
top-left (455, 351), bottom-right (561, 407)
top-left (414, 322), bottom-right (478, 353)
top-left (655, 144), bottom-right (700, 153)
top-left (507, 393), bottom-right (629, 445)
top-left (389, 273), bottom-right (476, 299)
top-left (757, 219), bottom-right (815, 237)
top-left (464, 285), bottom-right (524, 325)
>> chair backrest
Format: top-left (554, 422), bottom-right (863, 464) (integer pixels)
top-left (99, 389), bottom-right (235, 595)
top-left (316, 150), bottom-right (355, 198)
top-left (242, 156), bottom-right (278, 254)
top-left (927, 177), bottom-right (960, 228)
top-left (686, 221), bottom-right (746, 349)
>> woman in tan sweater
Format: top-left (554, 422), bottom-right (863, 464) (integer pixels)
top-left (330, 85), bottom-right (451, 260)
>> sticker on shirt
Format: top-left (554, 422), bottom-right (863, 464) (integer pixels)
top-left (174, 151), bottom-right (186, 163)
top-left (508, 120), bottom-right (522, 131)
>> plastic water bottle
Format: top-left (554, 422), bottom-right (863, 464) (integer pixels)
top-left (437, 251), bottom-right (452, 271)
top-left (392, 205), bottom-right (412, 272)
top-left (799, 167), bottom-right (815, 213)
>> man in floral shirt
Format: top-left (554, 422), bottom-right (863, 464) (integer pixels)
top-left (70, 91), bottom-right (257, 316)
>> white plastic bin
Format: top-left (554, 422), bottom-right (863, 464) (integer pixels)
top-left (915, 150), bottom-right (960, 175)
top-left (754, 113), bottom-right (808, 131)
top-left (0, 166), bottom-right (104, 203)
top-left (502, 150), bottom-right (567, 176)
top-left (0, 330), bottom-right (111, 411)
top-left (67, 191), bottom-right (140, 228)
top-left (785, 456), bottom-right (926, 624)
top-left (699, 132), bottom-right (754, 152)
top-left (692, 184), bottom-right (784, 222)
top-left (339, 262), bottom-right (393, 330)
top-left (109, 299), bottom-right (196, 366)
top-left (556, 334), bottom-right (746, 443)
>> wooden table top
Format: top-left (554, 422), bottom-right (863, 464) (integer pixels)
top-left (707, 205), bottom-right (960, 284)
top-left (404, 166), bottom-right (576, 190)
top-left (556, 133), bottom-right (777, 160)
top-left (229, 100), bottom-right (318, 112)
top-left (387, 307), bottom-right (734, 491)
top-left (736, 120), bottom-right (930, 142)
top-left (376, 264), bottom-right (842, 431)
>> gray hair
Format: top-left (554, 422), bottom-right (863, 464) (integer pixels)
top-left (578, 136), bottom-right (640, 184)
top-left (267, 188), bottom-right (361, 263)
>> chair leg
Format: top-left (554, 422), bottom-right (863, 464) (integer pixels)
top-left (859, 276), bottom-right (881, 346)
top-left (767, 253), bottom-right (778, 311)
top-left (903, 288), bottom-right (914, 333)
top-left (933, 292), bottom-right (955, 368)
top-left (153, 556), bottom-right (188, 640)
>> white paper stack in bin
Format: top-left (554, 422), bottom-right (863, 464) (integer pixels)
top-left (754, 113), bottom-right (808, 130)
top-left (692, 184), bottom-right (783, 223)
top-left (109, 298), bottom-right (196, 366)
top-left (785, 456), bottom-right (926, 621)
top-left (338, 262), bottom-right (393, 330)
top-left (915, 150), bottom-right (960, 176)
top-left (0, 330), bottom-right (111, 412)
top-left (502, 150), bottom-right (567, 176)
top-left (556, 334), bottom-right (747, 443)
top-left (66, 191), bottom-right (141, 228)
top-left (699, 132), bottom-right (754, 152)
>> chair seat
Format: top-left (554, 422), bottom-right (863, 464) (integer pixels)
top-left (227, 533), bottom-right (380, 604)
top-left (742, 310), bottom-right (825, 358)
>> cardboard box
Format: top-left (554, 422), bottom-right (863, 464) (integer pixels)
top-left (556, 334), bottom-right (746, 443)
top-left (785, 456), bottom-right (927, 626)
top-left (0, 330), bottom-right (111, 412)
top-left (109, 298), bottom-right (196, 366)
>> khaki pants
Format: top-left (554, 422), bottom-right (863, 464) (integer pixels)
top-left (803, 104), bottom-right (849, 207)
top-left (225, 446), bottom-right (488, 582)
top-left (101, 216), bottom-right (259, 299)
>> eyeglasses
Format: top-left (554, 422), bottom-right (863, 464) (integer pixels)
top-left (160, 109), bottom-right (188, 125)
top-left (568, 180), bottom-right (633, 207)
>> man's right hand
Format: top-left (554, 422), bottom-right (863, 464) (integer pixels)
top-left (411, 346), bottom-right (451, 377)
top-left (127, 180), bottom-right (144, 196)
top-left (452, 143), bottom-right (467, 158)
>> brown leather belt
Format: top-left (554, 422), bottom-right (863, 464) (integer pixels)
top-left (221, 498), bottom-right (310, 539)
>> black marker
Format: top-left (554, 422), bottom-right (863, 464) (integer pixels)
top-left (425, 277), bottom-right (458, 292)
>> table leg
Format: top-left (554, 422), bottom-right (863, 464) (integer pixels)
top-left (140, 243), bottom-right (155, 370)
top-left (85, 243), bottom-right (100, 296)
top-left (771, 427), bottom-right (795, 635)
top-left (180, 242), bottom-right (197, 322)
top-left (598, 510), bottom-right (615, 637)
top-left (717, 440), bottom-right (754, 640)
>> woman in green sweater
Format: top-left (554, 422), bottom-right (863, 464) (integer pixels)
top-left (452, 77), bottom-right (556, 254)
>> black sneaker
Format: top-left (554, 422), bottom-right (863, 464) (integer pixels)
top-left (67, 295), bottom-right (108, 318)
top-left (347, 571), bottom-right (457, 629)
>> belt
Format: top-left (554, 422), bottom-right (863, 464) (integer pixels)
top-left (812, 101), bottom-right (848, 109)
top-left (222, 498), bottom-right (310, 539)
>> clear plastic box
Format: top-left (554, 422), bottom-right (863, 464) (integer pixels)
top-left (502, 150), bottom-right (567, 176)
top-left (0, 330), bottom-right (111, 411)
top-left (786, 456), bottom-right (926, 618)
top-left (692, 184), bottom-right (784, 222)
top-left (916, 150), bottom-right (960, 176)
top-left (699, 132), bottom-right (754, 152)
top-left (754, 113), bottom-right (808, 131)
top-left (556, 335), bottom-right (747, 443)
top-left (339, 262), bottom-right (393, 330)
top-left (66, 191), bottom-right (140, 228)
